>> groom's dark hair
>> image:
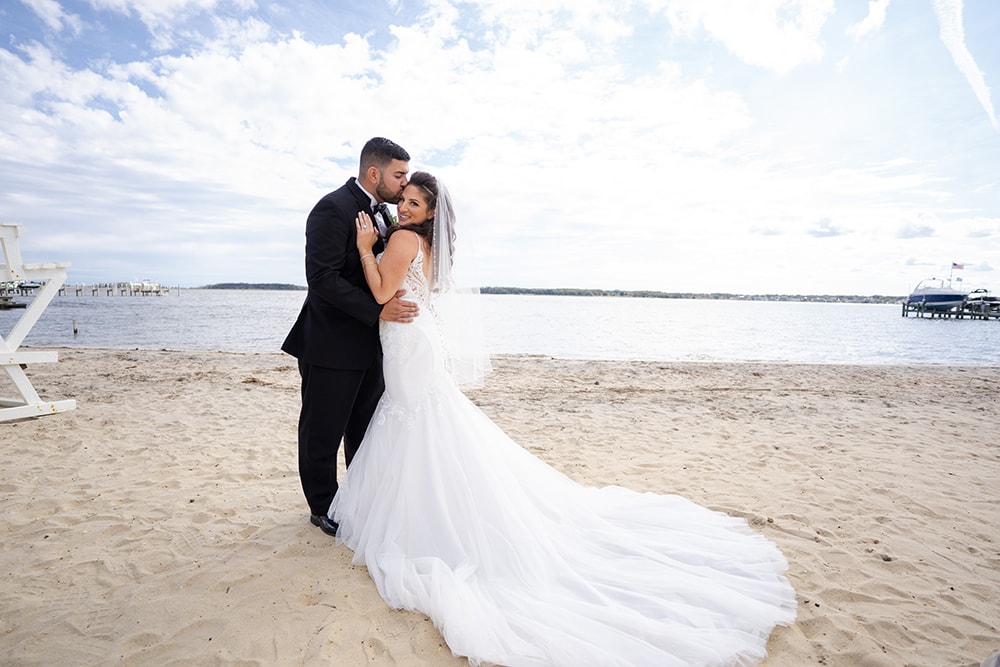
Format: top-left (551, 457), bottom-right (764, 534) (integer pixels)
top-left (360, 137), bottom-right (410, 173)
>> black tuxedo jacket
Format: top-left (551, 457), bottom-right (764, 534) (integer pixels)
top-left (282, 178), bottom-right (386, 369)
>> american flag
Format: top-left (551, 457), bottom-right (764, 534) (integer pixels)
top-left (952, 262), bottom-right (964, 270)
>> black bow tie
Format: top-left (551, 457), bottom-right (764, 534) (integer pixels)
top-left (372, 203), bottom-right (392, 237)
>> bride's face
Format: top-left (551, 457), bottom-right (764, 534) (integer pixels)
top-left (397, 185), bottom-right (435, 225)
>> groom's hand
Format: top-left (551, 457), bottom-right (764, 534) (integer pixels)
top-left (380, 291), bottom-right (418, 323)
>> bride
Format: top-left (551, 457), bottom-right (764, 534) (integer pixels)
top-left (330, 171), bottom-right (796, 667)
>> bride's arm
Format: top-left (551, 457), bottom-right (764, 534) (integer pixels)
top-left (356, 212), bottom-right (419, 304)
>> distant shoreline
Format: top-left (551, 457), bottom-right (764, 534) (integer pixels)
top-left (196, 283), bottom-right (903, 304)
top-left (480, 287), bottom-right (903, 304)
top-left (200, 283), bottom-right (305, 291)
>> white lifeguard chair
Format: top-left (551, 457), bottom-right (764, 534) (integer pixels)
top-left (0, 223), bottom-right (76, 421)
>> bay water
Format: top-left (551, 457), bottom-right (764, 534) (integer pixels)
top-left (1, 290), bottom-right (997, 365)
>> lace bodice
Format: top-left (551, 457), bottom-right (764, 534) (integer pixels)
top-left (399, 245), bottom-right (430, 308)
top-left (377, 243), bottom-right (448, 413)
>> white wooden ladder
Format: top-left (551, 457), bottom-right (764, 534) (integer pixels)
top-left (0, 223), bottom-right (76, 421)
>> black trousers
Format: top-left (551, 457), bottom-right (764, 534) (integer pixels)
top-left (296, 357), bottom-right (384, 516)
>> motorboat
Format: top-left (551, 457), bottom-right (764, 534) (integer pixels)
top-left (129, 279), bottom-right (169, 295)
top-left (963, 288), bottom-right (1000, 314)
top-left (906, 278), bottom-right (967, 312)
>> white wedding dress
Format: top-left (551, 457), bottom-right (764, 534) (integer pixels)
top-left (330, 249), bottom-right (796, 667)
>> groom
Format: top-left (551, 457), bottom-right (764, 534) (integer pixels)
top-left (282, 137), bottom-right (417, 537)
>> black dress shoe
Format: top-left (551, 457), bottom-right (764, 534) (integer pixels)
top-left (310, 513), bottom-right (339, 537)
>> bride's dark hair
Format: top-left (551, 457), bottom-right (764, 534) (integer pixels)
top-left (388, 171), bottom-right (436, 246)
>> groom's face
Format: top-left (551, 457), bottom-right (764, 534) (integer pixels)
top-left (375, 159), bottom-right (410, 203)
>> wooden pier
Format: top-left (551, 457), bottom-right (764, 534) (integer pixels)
top-left (59, 281), bottom-right (172, 296)
top-left (1, 281), bottom-right (174, 298)
top-left (901, 300), bottom-right (1000, 320)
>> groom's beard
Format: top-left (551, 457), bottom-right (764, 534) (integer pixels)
top-left (375, 181), bottom-right (402, 204)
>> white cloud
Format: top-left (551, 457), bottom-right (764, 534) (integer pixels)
top-left (88, 0), bottom-right (226, 26)
top-left (846, 0), bottom-right (891, 41)
top-left (660, 0), bottom-right (835, 74)
top-left (898, 222), bottom-right (935, 239)
top-left (86, 0), bottom-right (257, 50)
top-left (19, 0), bottom-right (82, 34)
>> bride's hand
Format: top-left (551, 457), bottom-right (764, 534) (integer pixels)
top-left (356, 212), bottom-right (378, 252)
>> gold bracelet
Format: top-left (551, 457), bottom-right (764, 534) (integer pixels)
top-left (360, 253), bottom-right (374, 261)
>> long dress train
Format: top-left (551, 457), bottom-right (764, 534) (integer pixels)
top-left (330, 249), bottom-right (796, 667)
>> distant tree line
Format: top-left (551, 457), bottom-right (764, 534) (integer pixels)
top-left (201, 283), bottom-right (305, 290)
top-left (198, 283), bottom-right (902, 303)
top-left (480, 287), bottom-right (903, 304)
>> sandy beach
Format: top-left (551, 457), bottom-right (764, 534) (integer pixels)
top-left (1, 349), bottom-right (997, 666)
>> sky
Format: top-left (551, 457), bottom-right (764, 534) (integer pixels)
top-left (1, 0), bottom-right (997, 296)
